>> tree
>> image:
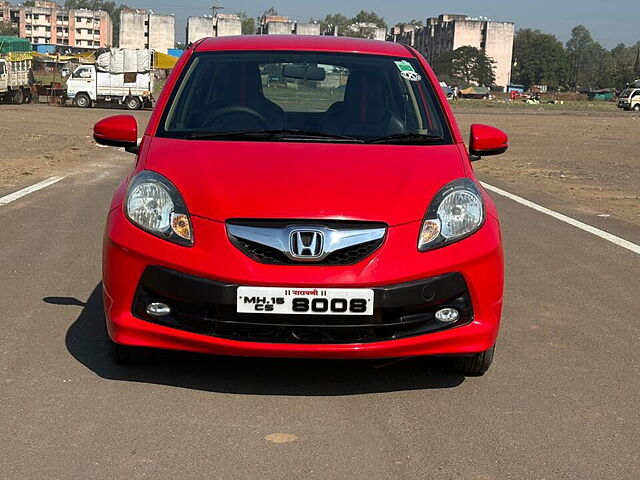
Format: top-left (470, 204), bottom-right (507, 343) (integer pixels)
top-left (566, 25), bottom-right (606, 89)
top-left (65, 1), bottom-right (116, 11)
top-left (318, 13), bottom-right (350, 35)
top-left (352, 10), bottom-right (386, 28)
top-left (594, 42), bottom-right (640, 89)
top-left (262, 7), bottom-right (279, 17)
top-left (512, 29), bottom-right (569, 90)
top-left (0, 22), bottom-right (19, 36)
top-left (434, 46), bottom-right (496, 86)
top-left (236, 11), bottom-right (255, 35)
top-left (395, 19), bottom-right (423, 29)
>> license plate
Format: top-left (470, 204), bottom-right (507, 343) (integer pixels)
top-left (237, 286), bottom-right (374, 315)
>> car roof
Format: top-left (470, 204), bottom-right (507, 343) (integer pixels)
top-left (195, 35), bottom-right (413, 58)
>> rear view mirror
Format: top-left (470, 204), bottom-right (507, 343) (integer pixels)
top-left (94, 115), bottom-right (139, 153)
top-left (282, 64), bottom-right (326, 81)
top-left (469, 124), bottom-right (508, 158)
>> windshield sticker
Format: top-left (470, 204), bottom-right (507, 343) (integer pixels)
top-left (394, 60), bottom-right (415, 72)
top-left (400, 70), bottom-right (422, 82)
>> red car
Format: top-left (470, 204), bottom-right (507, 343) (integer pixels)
top-left (95, 36), bottom-right (508, 375)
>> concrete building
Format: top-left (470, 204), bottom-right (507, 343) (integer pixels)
top-left (186, 15), bottom-right (213, 43)
top-left (261, 15), bottom-right (293, 35)
top-left (294, 22), bottom-right (321, 36)
top-left (215, 14), bottom-right (241, 37)
top-left (0, 1), bottom-right (112, 49)
top-left (148, 13), bottom-right (174, 53)
top-left (0, 2), bottom-right (20, 33)
top-left (259, 15), bottom-right (320, 36)
top-left (391, 14), bottom-right (515, 89)
top-left (119, 8), bottom-right (175, 53)
top-left (118, 8), bottom-right (145, 49)
top-left (347, 23), bottom-right (387, 41)
top-left (186, 14), bottom-right (241, 43)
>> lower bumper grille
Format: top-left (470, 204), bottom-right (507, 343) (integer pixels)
top-left (133, 267), bottom-right (473, 344)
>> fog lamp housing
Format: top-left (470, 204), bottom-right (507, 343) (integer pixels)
top-left (146, 302), bottom-right (171, 317)
top-left (434, 307), bottom-right (460, 324)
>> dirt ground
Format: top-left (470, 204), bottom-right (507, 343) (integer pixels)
top-left (1, 103), bottom-right (638, 229)
top-left (0, 104), bottom-right (151, 195)
top-left (453, 106), bottom-right (640, 228)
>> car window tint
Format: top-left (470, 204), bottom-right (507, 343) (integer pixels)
top-left (260, 64), bottom-right (349, 113)
top-left (159, 51), bottom-right (452, 144)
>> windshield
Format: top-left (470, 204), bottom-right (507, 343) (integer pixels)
top-left (159, 51), bottom-right (451, 144)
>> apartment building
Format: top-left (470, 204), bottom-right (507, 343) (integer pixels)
top-left (391, 14), bottom-right (515, 89)
top-left (258, 15), bottom-right (320, 36)
top-left (119, 8), bottom-right (174, 53)
top-left (0, 2), bottom-right (20, 32)
top-left (186, 13), bottom-right (241, 44)
top-left (0, 1), bottom-right (112, 49)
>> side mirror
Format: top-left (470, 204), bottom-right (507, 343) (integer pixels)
top-left (469, 124), bottom-right (508, 159)
top-left (94, 115), bottom-right (139, 154)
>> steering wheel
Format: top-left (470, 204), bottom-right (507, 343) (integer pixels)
top-left (204, 105), bottom-right (269, 129)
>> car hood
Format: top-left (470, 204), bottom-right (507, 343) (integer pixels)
top-left (144, 138), bottom-right (466, 226)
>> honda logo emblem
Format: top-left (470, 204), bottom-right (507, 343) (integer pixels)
top-left (289, 229), bottom-right (324, 259)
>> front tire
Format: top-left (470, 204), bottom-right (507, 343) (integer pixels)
top-left (75, 93), bottom-right (91, 108)
top-left (450, 345), bottom-right (495, 376)
top-left (633, 104), bottom-right (640, 112)
top-left (106, 334), bottom-right (148, 364)
top-left (125, 96), bottom-right (142, 110)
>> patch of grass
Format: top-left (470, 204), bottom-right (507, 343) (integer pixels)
top-left (450, 98), bottom-right (621, 113)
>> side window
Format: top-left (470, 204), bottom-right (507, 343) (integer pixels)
top-left (123, 72), bottom-right (137, 83)
top-left (73, 68), bottom-right (91, 79)
top-left (0, 63), bottom-right (5, 75)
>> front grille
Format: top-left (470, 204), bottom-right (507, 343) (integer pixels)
top-left (132, 267), bottom-right (473, 345)
top-left (236, 238), bottom-right (291, 264)
top-left (227, 220), bottom-right (386, 266)
top-left (235, 237), bottom-right (382, 266)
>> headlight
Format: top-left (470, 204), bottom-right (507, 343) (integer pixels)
top-left (418, 178), bottom-right (484, 251)
top-left (125, 170), bottom-right (193, 246)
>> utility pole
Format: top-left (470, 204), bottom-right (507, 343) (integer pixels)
top-left (211, 1), bottom-right (223, 17)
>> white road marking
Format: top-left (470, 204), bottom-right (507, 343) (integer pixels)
top-left (0, 176), bottom-right (65, 206)
top-left (481, 182), bottom-right (640, 255)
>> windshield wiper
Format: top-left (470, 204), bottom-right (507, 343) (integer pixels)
top-left (366, 133), bottom-right (445, 144)
top-left (190, 129), bottom-right (362, 142)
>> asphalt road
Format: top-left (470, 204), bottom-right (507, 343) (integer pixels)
top-left (1, 155), bottom-right (639, 479)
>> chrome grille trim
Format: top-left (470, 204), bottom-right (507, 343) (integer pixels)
top-left (227, 223), bottom-right (386, 263)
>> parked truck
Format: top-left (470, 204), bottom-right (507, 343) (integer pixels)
top-left (0, 56), bottom-right (32, 104)
top-left (0, 36), bottom-right (33, 104)
top-left (617, 86), bottom-right (640, 111)
top-left (66, 49), bottom-right (154, 110)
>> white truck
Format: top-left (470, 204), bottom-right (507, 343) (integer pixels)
top-left (617, 87), bottom-right (640, 111)
top-left (66, 49), bottom-right (153, 110)
top-left (0, 56), bottom-right (32, 104)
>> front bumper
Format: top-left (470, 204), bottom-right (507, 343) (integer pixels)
top-left (103, 208), bottom-right (504, 358)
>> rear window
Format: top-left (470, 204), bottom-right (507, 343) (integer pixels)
top-left (260, 63), bottom-right (349, 113)
top-left (159, 51), bottom-right (452, 144)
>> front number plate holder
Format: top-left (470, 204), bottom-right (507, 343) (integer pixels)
top-left (237, 286), bottom-right (374, 315)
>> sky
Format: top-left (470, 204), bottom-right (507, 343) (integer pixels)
top-left (132, 0), bottom-right (640, 48)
